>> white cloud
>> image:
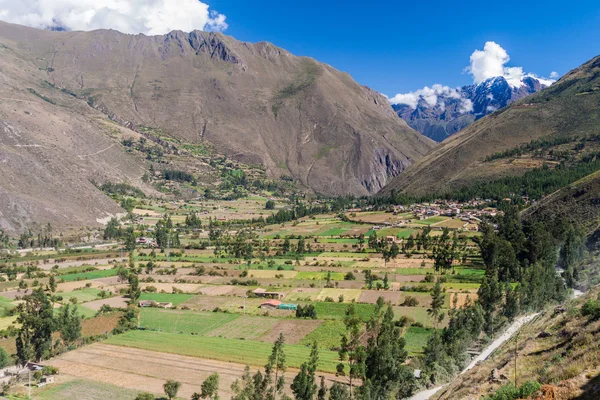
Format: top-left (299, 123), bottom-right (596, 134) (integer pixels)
top-left (466, 41), bottom-right (557, 89)
top-left (549, 71), bottom-right (559, 79)
top-left (388, 84), bottom-right (464, 109)
top-left (0, 0), bottom-right (227, 35)
top-left (459, 98), bottom-right (473, 113)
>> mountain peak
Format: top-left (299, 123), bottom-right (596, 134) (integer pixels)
top-left (393, 75), bottom-right (552, 142)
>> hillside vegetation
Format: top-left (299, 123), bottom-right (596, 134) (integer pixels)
top-left (434, 283), bottom-right (600, 400)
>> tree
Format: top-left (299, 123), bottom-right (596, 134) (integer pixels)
top-left (0, 347), bottom-right (10, 369)
top-left (317, 376), bottom-right (327, 400)
top-left (59, 304), bottom-right (82, 344)
top-left (382, 273), bottom-right (389, 290)
top-left (265, 333), bottom-right (287, 400)
top-left (48, 275), bottom-right (57, 293)
top-left (282, 238), bottom-right (291, 254)
top-left (163, 380), bottom-right (181, 400)
top-left (265, 200), bottom-right (276, 210)
top-left (428, 279), bottom-right (444, 328)
top-left (364, 304), bottom-right (414, 398)
top-left (338, 303), bottom-right (366, 398)
top-left (127, 273), bottom-right (141, 304)
top-left (291, 342), bottom-right (319, 400)
top-left (124, 226), bottom-right (137, 252)
top-left (367, 231), bottom-right (378, 250)
top-left (329, 382), bottom-right (350, 400)
top-left (16, 288), bottom-right (55, 364)
top-left (196, 373), bottom-right (220, 400)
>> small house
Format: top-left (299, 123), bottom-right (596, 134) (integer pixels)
top-left (138, 300), bottom-right (155, 307)
top-left (260, 300), bottom-right (282, 310)
top-left (253, 288), bottom-right (284, 300)
top-left (38, 376), bottom-right (55, 387)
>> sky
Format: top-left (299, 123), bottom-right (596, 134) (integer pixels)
top-left (1, 0), bottom-right (599, 98)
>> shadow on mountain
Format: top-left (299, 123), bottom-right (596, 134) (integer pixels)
top-left (574, 373), bottom-right (600, 399)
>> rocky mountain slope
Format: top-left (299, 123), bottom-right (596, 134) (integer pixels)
top-left (434, 284), bottom-right (600, 400)
top-left (0, 21), bottom-right (434, 232)
top-left (393, 76), bottom-right (548, 142)
top-left (381, 54), bottom-right (600, 197)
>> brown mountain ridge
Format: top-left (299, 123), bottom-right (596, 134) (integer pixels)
top-left (0, 21), bottom-right (434, 231)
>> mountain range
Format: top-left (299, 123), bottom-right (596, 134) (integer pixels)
top-left (393, 76), bottom-right (549, 142)
top-left (381, 54), bottom-right (600, 196)
top-left (0, 21), bottom-right (434, 231)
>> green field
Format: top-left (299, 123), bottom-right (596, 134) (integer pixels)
top-left (0, 296), bottom-right (15, 315)
top-left (58, 269), bottom-right (118, 282)
top-left (106, 330), bottom-right (343, 373)
top-left (24, 379), bottom-right (140, 400)
top-left (311, 301), bottom-right (375, 321)
top-left (295, 271), bottom-right (346, 281)
top-left (58, 288), bottom-right (104, 303)
top-left (139, 292), bottom-right (195, 306)
top-left (53, 305), bottom-right (97, 319)
top-left (139, 308), bottom-right (238, 334)
top-left (299, 320), bottom-right (345, 350)
top-left (319, 227), bottom-right (350, 236)
top-left (396, 268), bottom-right (435, 275)
top-left (413, 216), bottom-right (447, 225)
top-left (403, 326), bottom-right (437, 355)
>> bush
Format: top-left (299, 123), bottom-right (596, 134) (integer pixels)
top-left (42, 365), bottom-right (59, 375)
top-left (324, 297), bottom-right (335, 302)
top-left (135, 393), bottom-right (156, 400)
top-left (581, 299), bottom-right (600, 320)
top-left (344, 272), bottom-right (356, 281)
top-left (401, 296), bottom-right (419, 307)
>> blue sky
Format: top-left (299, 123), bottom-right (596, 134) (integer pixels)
top-left (208, 0), bottom-right (600, 96)
top-left (2, 0), bottom-right (599, 97)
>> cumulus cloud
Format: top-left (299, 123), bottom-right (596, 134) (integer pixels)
top-left (466, 41), bottom-right (557, 88)
top-left (388, 41), bottom-right (557, 112)
top-left (0, 0), bottom-right (227, 35)
top-left (388, 84), bottom-right (464, 109)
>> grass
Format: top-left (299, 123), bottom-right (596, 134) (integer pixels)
top-left (139, 308), bottom-right (238, 335)
top-left (319, 228), bottom-right (349, 236)
top-left (413, 216), bottom-right (447, 225)
top-left (106, 330), bottom-right (343, 373)
top-left (396, 268), bottom-right (435, 275)
top-left (139, 292), bottom-right (194, 306)
top-left (311, 301), bottom-right (375, 321)
top-left (53, 305), bottom-right (97, 319)
top-left (0, 296), bottom-right (15, 315)
top-left (57, 288), bottom-right (104, 303)
top-left (295, 271), bottom-right (345, 281)
top-left (58, 269), bottom-right (118, 282)
top-left (21, 379), bottom-right (140, 400)
top-left (403, 326), bottom-right (437, 355)
top-left (316, 288), bottom-right (362, 302)
top-left (299, 320), bottom-right (345, 350)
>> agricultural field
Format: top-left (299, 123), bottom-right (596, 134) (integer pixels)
top-left (0, 193), bottom-right (489, 399)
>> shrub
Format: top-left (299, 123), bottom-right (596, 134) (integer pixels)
top-left (581, 299), bottom-right (600, 320)
top-left (135, 393), bottom-right (155, 400)
top-left (401, 296), bottom-right (419, 307)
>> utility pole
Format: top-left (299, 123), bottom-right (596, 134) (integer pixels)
top-left (514, 328), bottom-right (520, 388)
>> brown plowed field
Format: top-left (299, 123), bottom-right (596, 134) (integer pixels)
top-left (48, 343), bottom-right (341, 399)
